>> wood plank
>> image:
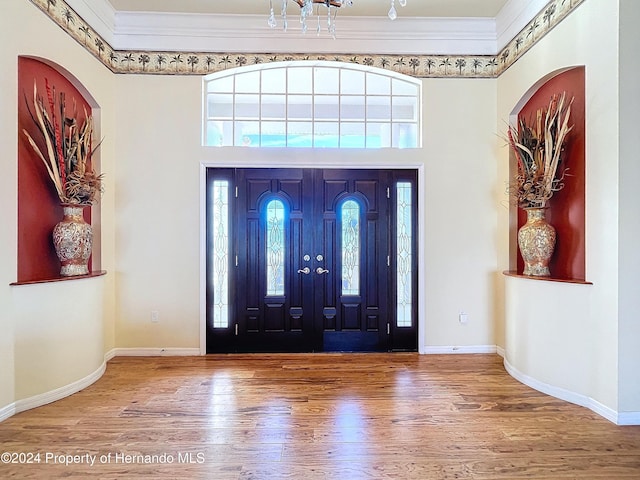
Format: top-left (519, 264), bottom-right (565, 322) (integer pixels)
top-left (1, 354), bottom-right (639, 479)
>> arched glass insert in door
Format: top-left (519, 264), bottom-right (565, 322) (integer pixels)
top-left (266, 199), bottom-right (286, 296)
top-left (341, 199), bottom-right (360, 296)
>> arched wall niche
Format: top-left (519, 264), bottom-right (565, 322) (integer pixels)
top-left (508, 66), bottom-right (586, 281)
top-left (16, 56), bottom-right (102, 282)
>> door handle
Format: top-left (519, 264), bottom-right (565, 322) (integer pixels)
top-left (316, 267), bottom-right (330, 275)
top-left (297, 267), bottom-right (311, 274)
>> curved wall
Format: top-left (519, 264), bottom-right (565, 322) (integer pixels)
top-left (12, 278), bottom-right (106, 401)
top-left (0, 0), bottom-right (116, 420)
top-left (497, 0), bottom-right (622, 421)
top-left (504, 277), bottom-right (601, 412)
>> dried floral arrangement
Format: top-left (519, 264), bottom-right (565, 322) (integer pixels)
top-left (506, 92), bottom-right (574, 209)
top-left (22, 79), bottom-right (103, 205)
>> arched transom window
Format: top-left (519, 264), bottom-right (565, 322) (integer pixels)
top-left (203, 61), bottom-right (421, 148)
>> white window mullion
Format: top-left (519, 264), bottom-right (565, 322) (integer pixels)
top-left (231, 75), bottom-right (237, 146)
top-left (285, 68), bottom-right (289, 147)
top-left (311, 67), bottom-right (316, 148)
top-left (258, 69), bottom-right (262, 147)
top-left (338, 68), bottom-right (342, 148)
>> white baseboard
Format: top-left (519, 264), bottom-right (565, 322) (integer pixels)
top-left (12, 361), bottom-right (106, 417)
top-left (109, 347), bottom-right (201, 357)
top-left (424, 345), bottom-right (498, 354)
top-left (0, 347), bottom-right (201, 423)
top-left (0, 402), bottom-right (16, 423)
top-left (618, 411), bottom-right (640, 426)
top-left (503, 357), bottom-right (640, 426)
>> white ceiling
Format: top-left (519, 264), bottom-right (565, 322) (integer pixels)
top-left (106, 0), bottom-right (510, 18)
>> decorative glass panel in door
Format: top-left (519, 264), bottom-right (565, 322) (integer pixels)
top-left (265, 199), bottom-right (285, 296)
top-left (396, 182), bottom-right (412, 327)
top-left (341, 200), bottom-right (360, 296)
top-left (211, 180), bottom-right (230, 328)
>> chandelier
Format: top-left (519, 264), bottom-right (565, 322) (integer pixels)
top-left (268, 0), bottom-right (407, 38)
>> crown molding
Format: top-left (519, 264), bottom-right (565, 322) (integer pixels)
top-left (66, 0), bottom-right (116, 44)
top-left (496, 0), bottom-right (551, 50)
top-left (68, 0), bottom-right (501, 56)
top-left (109, 13), bottom-right (497, 55)
top-left (30, 0), bottom-right (586, 77)
top-left (67, 0), bottom-right (584, 55)
top-left (64, 0), bottom-right (556, 56)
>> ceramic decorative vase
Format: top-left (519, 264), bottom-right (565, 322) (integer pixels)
top-left (517, 207), bottom-right (556, 277)
top-left (52, 204), bottom-right (92, 276)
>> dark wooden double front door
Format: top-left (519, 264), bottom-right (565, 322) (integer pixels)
top-left (206, 168), bottom-right (417, 353)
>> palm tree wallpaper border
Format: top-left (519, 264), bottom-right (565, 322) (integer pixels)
top-left (29, 0), bottom-right (585, 78)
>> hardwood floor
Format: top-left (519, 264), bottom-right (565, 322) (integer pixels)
top-left (1, 354), bottom-right (639, 479)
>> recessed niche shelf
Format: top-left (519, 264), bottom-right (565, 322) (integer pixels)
top-left (11, 270), bottom-right (107, 287)
top-left (509, 67), bottom-right (586, 280)
top-left (502, 270), bottom-right (592, 285)
top-left (17, 56), bottom-right (102, 284)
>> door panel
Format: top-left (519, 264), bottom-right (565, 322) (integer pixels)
top-left (235, 169), bottom-right (314, 352)
top-left (318, 170), bottom-right (389, 351)
top-left (206, 168), bottom-right (417, 353)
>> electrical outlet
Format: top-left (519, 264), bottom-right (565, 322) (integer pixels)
top-left (459, 312), bottom-right (469, 324)
top-left (151, 310), bottom-right (159, 323)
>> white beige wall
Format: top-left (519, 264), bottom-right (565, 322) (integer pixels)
top-left (422, 78), bottom-right (498, 350)
top-left (113, 73), bottom-right (498, 353)
top-left (0, 0), bottom-right (116, 416)
top-left (113, 74), bottom-right (203, 349)
top-left (617, 0), bottom-right (640, 415)
top-left (498, 0), bottom-right (627, 419)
